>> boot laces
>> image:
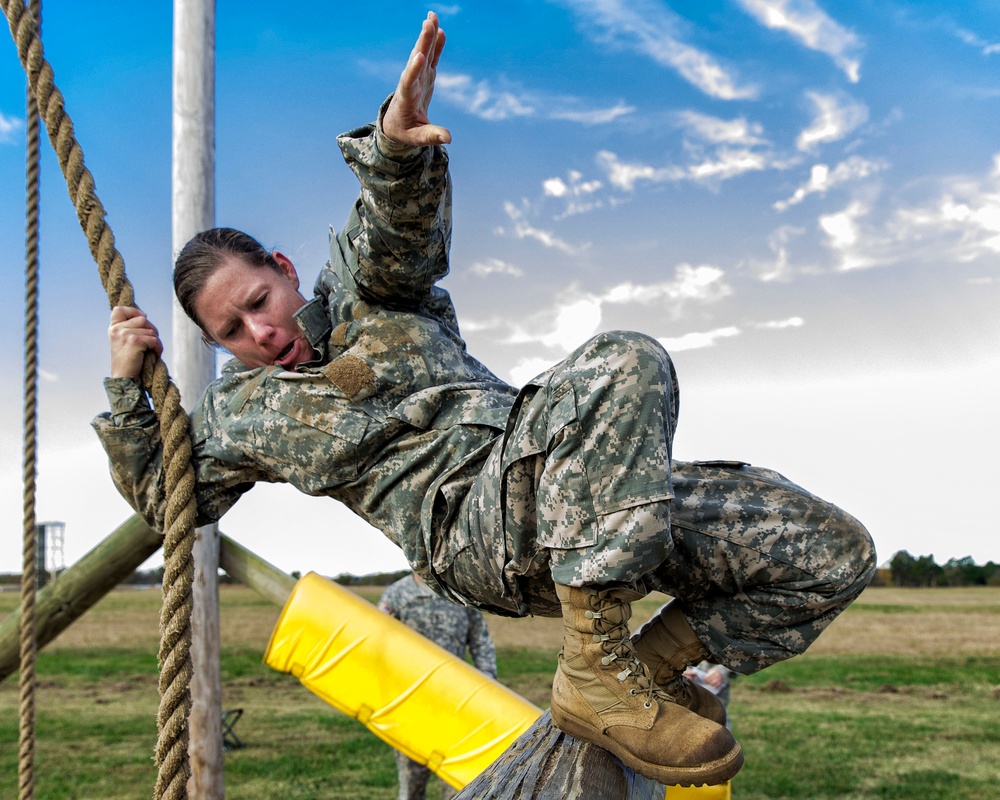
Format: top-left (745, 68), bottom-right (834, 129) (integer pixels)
top-left (588, 594), bottom-right (665, 708)
top-left (660, 673), bottom-right (694, 704)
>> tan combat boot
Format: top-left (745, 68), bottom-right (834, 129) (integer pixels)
top-left (632, 599), bottom-right (728, 727)
top-left (550, 584), bottom-right (743, 786)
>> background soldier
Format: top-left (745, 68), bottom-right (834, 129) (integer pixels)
top-left (378, 572), bottom-right (498, 800)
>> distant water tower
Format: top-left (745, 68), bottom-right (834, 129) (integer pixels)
top-left (35, 521), bottom-right (65, 587)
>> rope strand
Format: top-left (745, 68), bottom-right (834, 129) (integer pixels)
top-left (19, 4), bottom-right (40, 797)
top-left (1, 1), bottom-right (198, 796)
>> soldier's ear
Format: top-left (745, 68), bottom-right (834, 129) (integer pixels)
top-left (271, 251), bottom-right (300, 290)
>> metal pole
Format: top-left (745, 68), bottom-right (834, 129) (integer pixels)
top-left (172, 0), bottom-right (222, 796)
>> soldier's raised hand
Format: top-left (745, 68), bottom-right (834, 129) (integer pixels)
top-left (382, 12), bottom-right (451, 147)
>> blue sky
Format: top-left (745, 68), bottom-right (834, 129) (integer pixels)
top-left (1, 1), bottom-right (998, 578)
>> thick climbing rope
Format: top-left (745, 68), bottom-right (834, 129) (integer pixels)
top-left (2, 1), bottom-right (198, 797)
top-left (18, 1), bottom-right (40, 796)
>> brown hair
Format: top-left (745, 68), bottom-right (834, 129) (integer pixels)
top-left (174, 228), bottom-right (281, 327)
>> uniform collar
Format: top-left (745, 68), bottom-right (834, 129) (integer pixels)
top-left (293, 297), bottom-right (332, 364)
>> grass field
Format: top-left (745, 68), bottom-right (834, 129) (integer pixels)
top-left (1, 584), bottom-right (998, 799)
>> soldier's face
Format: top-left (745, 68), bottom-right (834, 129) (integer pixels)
top-left (194, 253), bottom-right (313, 369)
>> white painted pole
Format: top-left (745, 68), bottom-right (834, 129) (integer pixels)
top-left (172, 0), bottom-right (223, 797)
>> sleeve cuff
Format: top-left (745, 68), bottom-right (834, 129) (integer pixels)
top-left (375, 93), bottom-right (423, 161)
top-left (103, 377), bottom-right (152, 424)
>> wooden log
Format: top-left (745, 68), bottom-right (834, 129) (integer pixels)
top-left (172, 0), bottom-right (221, 791)
top-left (218, 534), bottom-right (295, 606)
top-left (454, 710), bottom-right (664, 800)
top-left (0, 514), bottom-right (162, 682)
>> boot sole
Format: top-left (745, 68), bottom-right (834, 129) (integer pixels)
top-left (551, 704), bottom-right (744, 787)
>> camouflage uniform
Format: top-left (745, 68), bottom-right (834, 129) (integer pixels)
top-left (377, 573), bottom-right (497, 800)
top-left (93, 99), bottom-right (875, 679)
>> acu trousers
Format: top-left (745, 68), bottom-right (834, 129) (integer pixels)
top-left (441, 331), bottom-right (876, 674)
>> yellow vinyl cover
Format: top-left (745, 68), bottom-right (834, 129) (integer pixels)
top-left (264, 572), bottom-right (732, 798)
top-left (263, 572), bottom-right (542, 789)
top-left (667, 782), bottom-right (732, 799)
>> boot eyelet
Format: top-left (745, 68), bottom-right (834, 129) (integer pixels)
top-left (644, 701), bottom-right (652, 709)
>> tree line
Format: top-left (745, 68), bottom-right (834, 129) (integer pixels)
top-left (880, 551), bottom-right (1000, 588)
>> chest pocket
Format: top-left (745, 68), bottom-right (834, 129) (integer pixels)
top-left (245, 371), bottom-right (370, 492)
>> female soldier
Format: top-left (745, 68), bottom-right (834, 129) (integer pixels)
top-left (96, 12), bottom-right (875, 788)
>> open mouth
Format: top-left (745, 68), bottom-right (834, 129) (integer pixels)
top-left (275, 341), bottom-right (296, 367)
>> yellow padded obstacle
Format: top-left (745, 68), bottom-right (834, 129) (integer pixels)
top-left (264, 572), bottom-right (732, 798)
top-left (263, 572), bottom-right (541, 789)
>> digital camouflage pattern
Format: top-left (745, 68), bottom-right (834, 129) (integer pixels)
top-left (377, 573), bottom-right (497, 677)
top-left (93, 99), bottom-right (875, 679)
top-left (378, 573), bottom-right (497, 800)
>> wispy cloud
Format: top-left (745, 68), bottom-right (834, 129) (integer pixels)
top-left (744, 225), bottom-right (807, 282)
top-left (501, 263), bottom-right (732, 365)
top-left (498, 200), bottom-right (584, 254)
top-left (755, 316), bottom-right (804, 330)
top-left (736, 0), bottom-right (863, 82)
top-left (0, 111), bottom-right (23, 144)
top-left (796, 91), bottom-right (868, 152)
top-left (775, 155), bottom-right (886, 210)
top-left (659, 316), bottom-right (802, 353)
top-left (435, 73), bottom-right (633, 124)
top-left (892, 153), bottom-right (1000, 261)
top-left (552, 0), bottom-right (758, 100)
top-left (818, 199), bottom-right (873, 271)
top-left (596, 147), bottom-right (773, 191)
top-left (675, 111), bottom-right (767, 146)
top-left (804, 153), bottom-right (1000, 273)
top-left (951, 26), bottom-right (1000, 55)
top-left (595, 151), bottom-right (686, 192)
top-left (466, 258), bottom-right (525, 278)
top-left (658, 326), bottom-right (741, 352)
top-left (543, 171), bottom-right (605, 219)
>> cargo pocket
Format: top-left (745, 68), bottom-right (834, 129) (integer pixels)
top-left (535, 383), bottom-right (599, 550)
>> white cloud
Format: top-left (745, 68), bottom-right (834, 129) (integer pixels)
top-left (796, 92), bottom-right (869, 152)
top-left (818, 200), bottom-right (874, 271)
top-left (435, 73), bottom-right (633, 124)
top-left (775, 155), bottom-right (886, 210)
top-left (509, 356), bottom-right (560, 388)
top-left (500, 264), bottom-right (731, 358)
top-left (755, 316), bottom-right (804, 330)
top-left (466, 258), bottom-right (525, 278)
top-left (500, 200), bottom-right (583, 254)
top-left (689, 149), bottom-right (770, 181)
top-left (543, 171), bottom-right (602, 199)
top-left (596, 147), bottom-right (771, 191)
top-left (596, 150), bottom-right (685, 192)
top-left (544, 172), bottom-right (606, 219)
top-left (658, 326), bottom-right (741, 352)
top-left (603, 264), bottom-right (732, 306)
top-left (549, 102), bottom-right (636, 125)
top-left (780, 153), bottom-right (1000, 275)
top-left (675, 111), bottom-right (766, 146)
top-left (506, 294), bottom-right (603, 352)
top-left (553, 0), bottom-right (757, 100)
top-left (736, 0), bottom-right (863, 82)
top-left (892, 153), bottom-right (1000, 261)
top-left (744, 224), bottom-right (805, 282)
top-left (1, 111), bottom-right (24, 144)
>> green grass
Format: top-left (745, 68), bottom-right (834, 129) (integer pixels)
top-left (1, 586), bottom-right (999, 798)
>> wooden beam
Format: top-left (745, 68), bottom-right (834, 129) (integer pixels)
top-left (0, 515), bottom-right (162, 682)
top-left (454, 710), bottom-right (664, 800)
top-left (218, 535), bottom-right (295, 606)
